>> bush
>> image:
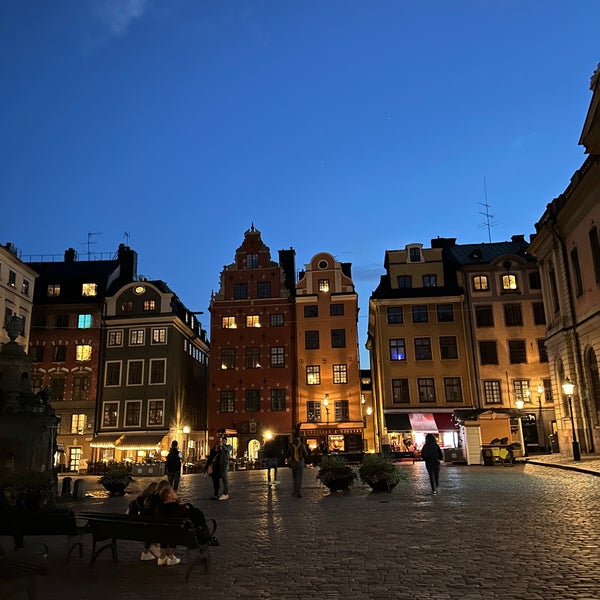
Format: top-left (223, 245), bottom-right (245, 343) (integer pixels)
top-left (316, 455), bottom-right (357, 486)
top-left (358, 453), bottom-right (407, 486)
top-left (0, 471), bottom-right (56, 509)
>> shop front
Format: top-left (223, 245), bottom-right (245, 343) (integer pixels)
top-left (299, 424), bottom-right (364, 456)
top-left (383, 411), bottom-right (460, 454)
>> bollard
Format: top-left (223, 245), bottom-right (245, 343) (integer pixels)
top-left (61, 476), bottom-right (73, 497)
top-left (72, 478), bottom-right (86, 499)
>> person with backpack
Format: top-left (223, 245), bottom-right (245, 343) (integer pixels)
top-left (165, 440), bottom-right (183, 491)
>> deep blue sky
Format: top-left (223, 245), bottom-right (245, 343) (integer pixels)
top-left (1, 1), bottom-right (599, 365)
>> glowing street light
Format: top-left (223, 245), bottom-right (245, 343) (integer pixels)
top-left (562, 378), bottom-right (580, 461)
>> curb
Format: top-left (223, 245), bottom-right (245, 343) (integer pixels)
top-left (521, 459), bottom-right (600, 477)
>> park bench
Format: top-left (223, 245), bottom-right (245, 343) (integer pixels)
top-left (80, 512), bottom-right (218, 581)
top-left (0, 508), bottom-right (84, 561)
top-left (0, 556), bottom-right (47, 600)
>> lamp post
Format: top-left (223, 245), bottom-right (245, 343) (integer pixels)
top-left (562, 378), bottom-right (581, 461)
top-left (183, 425), bottom-right (190, 460)
top-left (323, 394), bottom-right (330, 426)
top-left (537, 384), bottom-right (546, 452)
top-left (360, 395), bottom-right (367, 451)
top-left (366, 406), bottom-right (376, 452)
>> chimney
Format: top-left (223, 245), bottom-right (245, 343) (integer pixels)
top-left (64, 248), bottom-right (77, 262)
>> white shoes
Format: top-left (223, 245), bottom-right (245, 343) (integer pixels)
top-left (218, 494), bottom-right (229, 500)
top-left (157, 555), bottom-right (180, 566)
top-left (157, 556), bottom-right (167, 566)
top-left (140, 551), bottom-right (155, 561)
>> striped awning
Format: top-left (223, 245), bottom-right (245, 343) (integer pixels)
top-left (90, 434), bottom-right (122, 449)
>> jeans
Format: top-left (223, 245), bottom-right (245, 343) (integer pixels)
top-left (167, 470), bottom-right (181, 491)
top-left (220, 470), bottom-right (229, 495)
top-left (426, 463), bottom-right (440, 491)
top-left (290, 460), bottom-right (305, 496)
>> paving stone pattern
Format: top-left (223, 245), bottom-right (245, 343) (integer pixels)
top-left (3, 459), bottom-right (600, 600)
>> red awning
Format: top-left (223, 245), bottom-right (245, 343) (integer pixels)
top-left (409, 413), bottom-right (437, 431)
top-left (433, 412), bottom-right (458, 430)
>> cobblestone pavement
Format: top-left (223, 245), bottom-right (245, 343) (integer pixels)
top-left (3, 456), bottom-right (600, 600)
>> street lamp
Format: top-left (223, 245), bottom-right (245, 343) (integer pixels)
top-left (537, 384), bottom-right (546, 452)
top-left (183, 425), bottom-right (190, 459)
top-left (562, 378), bottom-right (581, 461)
top-left (366, 406), bottom-right (376, 452)
top-left (323, 394), bottom-right (330, 426)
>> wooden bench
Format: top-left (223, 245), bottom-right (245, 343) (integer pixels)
top-left (0, 556), bottom-right (47, 600)
top-left (80, 512), bottom-right (217, 581)
top-left (0, 508), bottom-right (84, 561)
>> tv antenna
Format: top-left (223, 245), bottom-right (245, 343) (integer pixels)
top-left (124, 231), bottom-right (131, 245)
top-left (81, 231), bottom-right (102, 259)
top-left (478, 178), bottom-right (498, 243)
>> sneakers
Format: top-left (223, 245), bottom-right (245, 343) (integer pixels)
top-left (140, 551), bottom-right (155, 561)
top-left (432, 489), bottom-right (437, 495)
top-left (166, 556), bottom-right (181, 566)
top-left (218, 494), bottom-right (229, 500)
top-left (150, 544), bottom-right (161, 557)
top-left (157, 556), bottom-right (168, 566)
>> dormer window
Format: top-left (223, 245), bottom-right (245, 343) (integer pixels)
top-left (408, 246), bottom-right (422, 263)
top-left (247, 253), bottom-right (259, 268)
top-left (501, 274), bottom-right (518, 291)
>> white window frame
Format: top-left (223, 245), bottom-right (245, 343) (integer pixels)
top-left (104, 361), bottom-right (122, 386)
top-left (147, 399), bottom-right (165, 427)
top-left (127, 359), bottom-right (144, 386)
top-left (129, 329), bottom-right (145, 345)
top-left (124, 400), bottom-right (142, 427)
top-left (149, 358), bottom-right (167, 385)
top-left (101, 401), bottom-right (119, 428)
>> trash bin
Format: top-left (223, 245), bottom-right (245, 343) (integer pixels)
top-left (72, 478), bottom-right (86, 499)
top-left (548, 434), bottom-right (560, 453)
top-left (61, 476), bottom-right (72, 497)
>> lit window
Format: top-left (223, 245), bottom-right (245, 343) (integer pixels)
top-left (148, 400), bottom-right (164, 426)
top-left (246, 315), bottom-right (261, 328)
top-left (102, 402), bottom-right (119, 428)
top-left (221, 348), bottom-right (235, 370)
top-left (108, 330), bottom-right (123, 346)
top-left (22, 280), bottom-right (30, 295)
top-left (501, 274), bottom-right (518, 290)
top-left (75, 344), bottom-right (92, 361)
top-left (389, 339), bottom-right (406, 361)
top-left (222, 317), bottom-right (237, 329)
top-left (82, 283), bottom-right (97, 297)
top-left (47, 284), bottom-right (61, 297)
top-left (144, 300), bottom-right (156, 311)
top-left (152, 328), bottom-right (167, 344)
top-left (78, 314), bottom-right (92, 328)
top-left (306, 365), bottom-right (320, 385)
top-left (319, 279), bottom-right (330, 292)
top-left (130, 329), bottom-right (145, 345)
top-left (472, 275), bottom-right (489, 291)
top-left (70, 414), bottom-right (87, 435)
top-left (333, 364), bottom-right (347, 384)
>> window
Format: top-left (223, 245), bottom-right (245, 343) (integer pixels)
top-left (542, 378), bottom-right (553, 404)
top-left (222, 316), bottom-right (237, 329)
top-left (152, 328), bottom-right (167, 344)
top-left (149, 359), bottom-right (166, 384)
top-left (30, 376), bottom-right (43, 396)
top-left (570, 248), bottom-right (584, 296)
top-left (307, 401), bottom-right (321, 422)
top-left (257, 282), bottom-right (271, 298)
top-left (439, 336), bottom-right (458, 359)
top-left (271, 389), bottom-right (286, 411)
top-left (472, 275), bottom-right (489, 291)
top-left (47, 284), bottom-right (60, 297)
top-left (32, 314), bottom-right (47, 329)
top-left (330, 304), bottom-right (344, 316)
top-left (78, 314), bottom-right (92, 328)
top-left (417, 378), bottom-right (436, 403)
top-left (50, 375), bottom-right (66, 401)
top-left (392, 379), bottom-right (410, 404)
top-left (414, 338), bottom-right (432, 360)
top-left (304, 305), bottom-right (318, 318)
top-left (121, 301), bottom-right (133, 312)
top-left (234, 283), bottom-right (248, 300)
top-left (245, 389), bottom-right (260, 412)
top-left (245, 348), bottom-right (261, 369)
top-left (548, 269), bottom-right (560, 314)
top-left (125, 401), bottom-right (142, 427)
top-left (247, 253), bottom-right (259, 268)
top-left (397, 275), bottom-right (412, 288)
top-left (105, 362), bottom-right (122, 386)
top-left (537, 339), bottom-right (548, 363)
top-left (269, 346), bottom-right (284, 368)
top-left (148, 400), bottom-right (164, 425)
top-left (107, 330), bottom-right (123, 347)
top-left (532, 302), bottom-right (546, 325)
top-left (130, 329), bottom-right (145, 345)
top-left (318, 279), bottom-right (330, 292)
top-left (71, 414), bottom-right (87, 435)
top-left (389, 338), bottom-right (406, 361)
top-left (221, 348), bottom-right (235, 370)
top-left (334, 400), bottom-right (349, 421)
top-left (53, 345), bottom-right (67, 362)
top-left (306, 365), bottom-right (320, 385)
top-left (127, 360), bottom-right (144, 385)
top-left (475, 305), bottom-right (494, 327)
top-left (501, 273), bottom-right (518, 291)
top-left (412, 305), bottom-right (428, 323)
top-left (513, 379), bottom-right (530, 404)
top-left (409, 247), bottom-right (422, 262)
top-left (22, 279), bottom-right (30, 295)
top-left (483, 380), bottom-right (502, 404)
top-left (589, 226), bottom-right (600, 284)
top-left (423, 274), bottom-right (437, 287)
top-left (333, 364), bottom-right (348, 384)
top-left (246, 315), bottom-right (261, 328)
top-left (508, 340), bottom-right (527, 364)
top-left (102, 402), bottom-right (119, 427)
top-left (29, 345), bottom-right (44, 362)
top-left (331, 329), bottom-right (346, 348)
top-left (479, 341), bottom-right (498, 365)
top-left (143, 300), bottom-right (156, 311)
top-left (8, 270), bottom-right (16, 286)
top-left (444, 378), bottom-right (462, 403)
top-left (435, 304), bottom-right (453, 322)
top-left (503, 303), bottom-right (523, 326)
top-left (529, 271), bottom-right (541, 289)
top-left (82, 283), bottom-right (97, 297)
top-left (72, 375), bottom-right (89, 401)
top-left (270, 313), bottom-right (284, 327)
top-left (387, 306), bottom-right (403, 324)
top-left (305, 330), bottom-right (319, 350)
top-left (219, 391), bottom-right (235, 413)
top-left (55, 314), bottom-right (69, 328)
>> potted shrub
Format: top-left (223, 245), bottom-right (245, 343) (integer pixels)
top-left (1, 471), bottom-right (56, 509)
top-left (359, 453), bottom-right (407, 493)
top-left (316, 455), bottom-right (357, 492)
top-left (98, 464), bottom-right (133, 496)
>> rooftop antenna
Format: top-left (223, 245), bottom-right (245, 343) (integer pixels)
top-left (81, 231), bottom-right (102, 259)
top-left (124, 231), bottom-right (130, 245)
top-left (478, 178), bottom-right (498, 243)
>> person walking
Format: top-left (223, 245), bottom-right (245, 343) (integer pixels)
top-left (287, 436), bottom-right (308, 498)
top-left (263, 438), bottom-right (282, 485)
top-left (205, 441), bottom-right (222, 499)
top-left (165, 440), bottom-right (183, 491)
top-left (217, 436), bottom-right (232, 500)
top-left (421, 433), bottom-right (443, 494)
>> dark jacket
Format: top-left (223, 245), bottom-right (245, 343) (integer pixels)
top-left (165, 447), bottom-right (182, 473)
top-left (421, 441), bottom-right (443, 465)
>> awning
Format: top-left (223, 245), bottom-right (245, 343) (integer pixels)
top-left (384, 413), bottom-right (412, 431)
top-left (433, 412), bottom-right (458, 430)
top-left (409, 413), bottom-right (437, 432)
top-left (90, 434), bottom-right (123, 449)
top-left (115, 433), bottom-right (167, 451)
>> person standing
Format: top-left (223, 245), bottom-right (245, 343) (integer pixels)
top-left (218, 436), bottom-right (232, 500)
top-left (205, 441), bottom-right (221, 499)
top-left (287, 436), bottom-right (308, 498)
top-left (421, 433), bottom-right (443, 494)
top-left (263, 438), bottom-right (282, 485)
top-left (165, 440), bottom-right (183, 491)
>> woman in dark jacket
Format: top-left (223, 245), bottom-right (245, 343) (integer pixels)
top-left (205, 442), bottom-right (221, 499)
top-left (421, 433), bottom-right (443, 494)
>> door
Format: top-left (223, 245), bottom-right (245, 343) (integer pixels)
top-left (69, 446), bottom-right (82, 472)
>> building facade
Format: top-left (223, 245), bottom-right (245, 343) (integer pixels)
top-left (529, 64), bottom-right (600, 457)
